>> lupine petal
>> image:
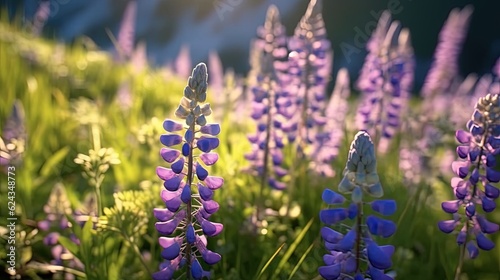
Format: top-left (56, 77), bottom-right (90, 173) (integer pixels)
top-left (456, 130), bottom-right (471, 144)
top-left (157, 167), bottom-right (175, 181)
top-left (181, 185), bottom-right (191, 204)
top-left (200, 124), bottom-right (221, 136)
top-left (164, 175), bottom-right (183, 191)
top-left (156, 221), bottom-right (178, 235)
top-left (160, 148), bottom-right (180, 163)
top-left (367, 241), bottom-right (392, 270)
top-left (185, 130), bottom-right (194, 142)
top-left (481, 197), bottom-right (496, 212)
top-left (371, 200), bottom-right (397, 215)
top-left (366, 215), bottom-right (396, 237)
top-left (198, 184), bottom-right (214, 200)
top-left (438, 220), bottom-right (457, 233)
top-left (486, 167), bottom-right (500, 182)
top-left (441, 200), bottom-right (460, 213)
top-left (476, 233), bottom-right (495, 250)
top-left (201, 250), bottom-right (221, 265)
top-left (154, 208), bottom-right (175, 222)
top-left (200, 153), bottom-right (218, 165)
top-left (191, 259), bottom-right (203, 279)
top-left (485, 183), bottom-right (500, 199)
top-left (476, 216), bottom-right (499, 234)
top-left (320, 227), bottom-right (343, 243)
top-left (269, 178), bottom-right (287, 190)
top-left (161, 242), bottom-right (181, 260)
top-left (201, 220), bottom-right (223, 237)
top-left (204, 176), bottom-right (223, 190)
top-left (347, 203), bottom-right (358, 219)
top-left (182, 143), bottom-right (190, 156)
top-left (196, 164), bottom-right (209, 180)
top-left (323, 254), bottom-right (335, 265)
top-left (337, 228), bottom-right (356, 252)
top-left (319, 209), bottom-right (347, 225)
top-left (322, 189), bottom-right (345, 204)
top-left (467, 241), bottom-right (479, 258)
top-left (202, 200), bottom-right (219, 214)
top-left (457, 226), bottom-right (467, 245)
top-left (197, 137), bottom-right (219, 152)
top-left (160, 134), bottom-right (183, 147)
top-left (163, 120), bottom-right (183, 132)
top-left (171, 158), bottom-right (185, 174)
top-left (318, 264), bottom-right (341, 279)
top-left (186, 224), bottom-right (196, 244)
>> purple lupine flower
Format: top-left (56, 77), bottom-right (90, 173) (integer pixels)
top-left (286, 0), bottom-right (332, 160)
top-left (355, 10), bottom-right (392, 137)
top-left (319, 131), bottom-right (396, 279)
top-left (154, 63), bottom-right (222, 280)
top-left (245, 5), bottom-right (288, 190)
top-left (115, 0), bottom-right (137, 61)
top-left (310, 68), bottom-right (350, 177)
top-left (378, 28), bottom-right (415, 153)
top-left (421, 6), bottom-right (473, 99)
top-left (38, 184), bottom-right (85, 279)
top-left (439, 93), bottom-right (500, 259)
top-left (356, 11), bottom-right (414, 152)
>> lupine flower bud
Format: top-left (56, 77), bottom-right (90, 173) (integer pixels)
top-left (153, 63), bottom-right (222, 279)
top-left (319, 131), bottom-right (396, 279)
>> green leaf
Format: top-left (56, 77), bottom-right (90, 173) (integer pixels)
top-left (273, 217), bottom-right (314, 278)
top-left (255, 243), bottom-right (285, 280)
top-left (40, 146), bottom-right (70, 177)
top-left (58, 236), bottom-right (80, 258)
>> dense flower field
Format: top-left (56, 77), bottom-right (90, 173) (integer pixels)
top-left (1, 1), bottom-right (500, 279)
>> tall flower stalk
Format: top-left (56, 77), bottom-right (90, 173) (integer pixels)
top-left (245, 5), bottom-right (289, 197)
top-left (154, 63), bottom-right (223, 279)
top-left (319, 131), bottom-right (396, 279)
top-left (438, 93), bottom-right (500, 280)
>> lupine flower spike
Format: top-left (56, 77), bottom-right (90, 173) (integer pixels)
top-left (311, 68), bottom-right (351, 177)
top-left (154, 63), bottom-right (223, 280)
top-left (319, 131), bottom-right (397, 279)
top-left (245, 5), bottom-right (289, 191)
top-left (439, 94), bottom-right (500, 278)
top-left (286, 0), bottom-right (332, 162)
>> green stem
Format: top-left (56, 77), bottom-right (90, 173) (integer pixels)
top-left (185, 121), bottom-right (195, 279)
top-left (355, 202), bottom-right (363, 272)
top-left (454, 241), bottom-right (465, 280)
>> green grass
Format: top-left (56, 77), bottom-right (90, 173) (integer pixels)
top-left (0, 20), bottom-right (499, 280)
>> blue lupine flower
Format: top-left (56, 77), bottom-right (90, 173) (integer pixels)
top-left (153, 63), bottom-right (222, 280)
top-left (319, 131), bottom-right (396, 279)
top-left (439, 93), bottom-right (500, 259)
top-left (245, 5), bottom-right (288, 190)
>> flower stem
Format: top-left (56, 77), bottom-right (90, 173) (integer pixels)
top-left (454, 242), bottom-right (465, 280)
top-left (185, 122), bottom-right (195, 280)
top-left (355, 202), bottom-right (363, 272)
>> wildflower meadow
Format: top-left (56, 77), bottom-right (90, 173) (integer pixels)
top-left (1, 1), bottom-right (500, 279)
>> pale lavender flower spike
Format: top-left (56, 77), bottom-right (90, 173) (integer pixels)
top-left (311, 68), bottom-right (350, 177)
top-left (175, 45), bottom-right (192, 79)
top-left (31, 0), bottom-right (51, 36)
top-left (116, 0), bottom-right (137, 61)
top-left (421, 6), bottom-right (473, 99)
